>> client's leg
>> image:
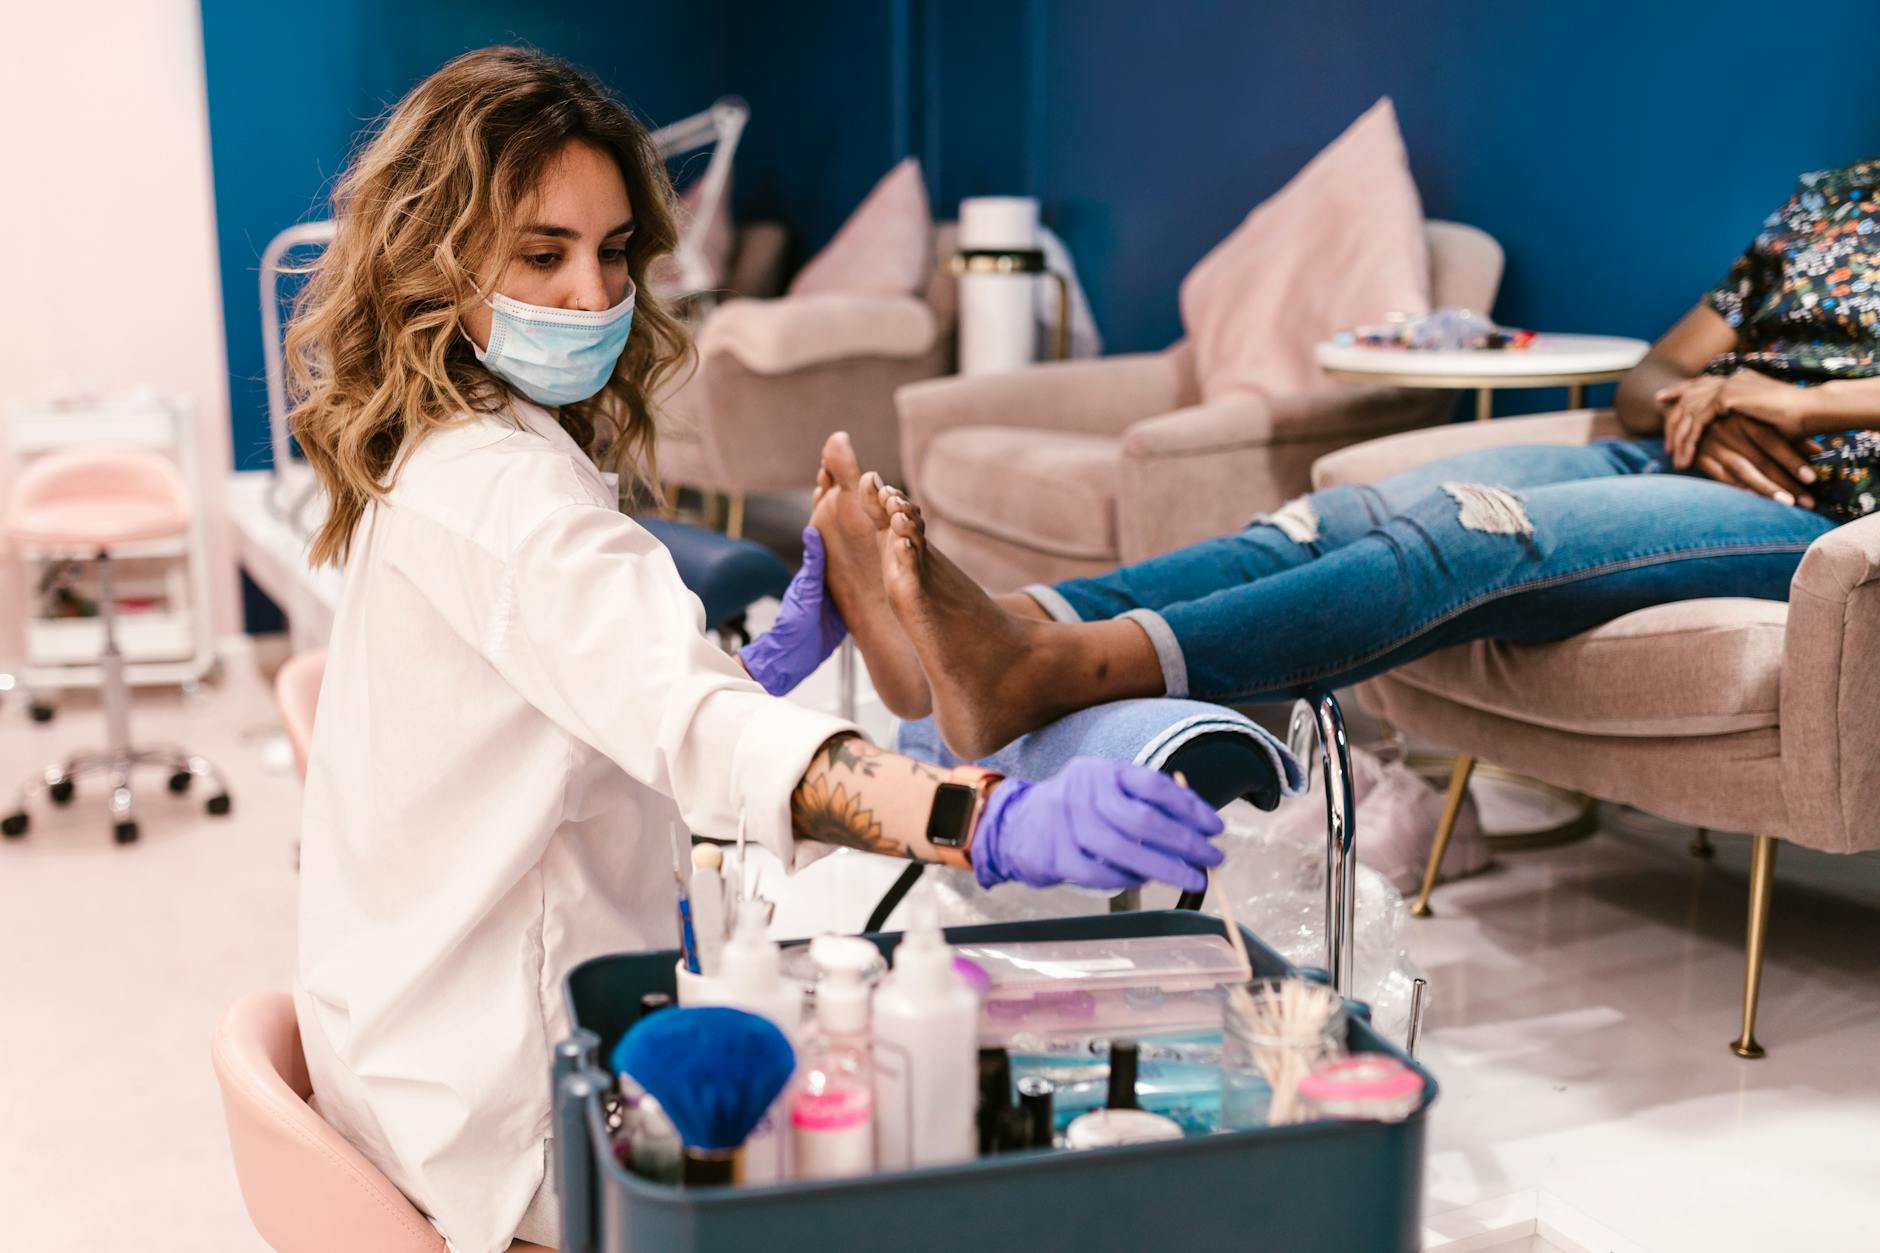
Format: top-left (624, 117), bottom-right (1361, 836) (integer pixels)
top-left (1038, 438), bottom-right (1664, 624)
top-left (875, 470), bottom-right (1830, 754)
top-left (1143, 472), bottom-right (1832, 702)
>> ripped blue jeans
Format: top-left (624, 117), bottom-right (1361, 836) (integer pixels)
top-left (1025, 439), bottom-right (1835, 702)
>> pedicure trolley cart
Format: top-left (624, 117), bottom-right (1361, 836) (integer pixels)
top-left (549, 693), bottom-right (1440, 1252)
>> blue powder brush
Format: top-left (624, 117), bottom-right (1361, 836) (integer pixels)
top-left (613, 1006), bottom-right (797, 1186)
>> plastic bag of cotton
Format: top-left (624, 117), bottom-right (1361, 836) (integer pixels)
top-left (924, 797), bottom-right (1428, 1047)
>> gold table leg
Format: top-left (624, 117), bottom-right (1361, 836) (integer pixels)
top-left (1412, 754), bottom-right (1476, 918)
top-left (1474, 387), bottom-right (1494, 423)
top-left (1567, 382), bottom-right (1585, 410)
top-left (725, 492), bottom-right (746, 540)
top-left (1730, 834), bottom-right (1778, 1059)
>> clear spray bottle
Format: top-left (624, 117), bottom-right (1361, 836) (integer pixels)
top-left (790, 935), bottom-right (878, 1179)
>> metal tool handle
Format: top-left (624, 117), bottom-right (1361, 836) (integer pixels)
top-left (554, 1069), bottom-right (607, 1253)
top-left (1289, 690), bottom-right (1357, 999)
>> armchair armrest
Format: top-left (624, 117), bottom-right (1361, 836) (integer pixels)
top-left (896, 349), bottom-right (1186, 497)
top-left (1780, 512), bottom-right (1880, 852)
top-left (1310, 409), bottom-right (1625, 489)
top-left (695, 293), bottom-right (936, 376)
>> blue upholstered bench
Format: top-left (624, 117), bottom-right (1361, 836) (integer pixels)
top-left (637, 517), bottom-right (793, 643)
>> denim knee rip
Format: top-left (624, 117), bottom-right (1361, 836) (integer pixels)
top-left (1442, 482), bottom-right (1534, 537)
top-left (1261, 495), bottom-right (1321, 544)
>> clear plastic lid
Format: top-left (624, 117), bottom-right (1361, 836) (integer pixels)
top-left (952, 936), bottom-right (1246, 1046)
top-left (952, 936), bottom-right (1243, 996)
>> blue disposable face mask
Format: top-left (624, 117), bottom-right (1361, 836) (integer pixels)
top-left (472, 280), bottom-right (636, 406)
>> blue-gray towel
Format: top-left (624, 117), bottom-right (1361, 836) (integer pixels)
top-left (895, 698), bottom-right (1304, 809)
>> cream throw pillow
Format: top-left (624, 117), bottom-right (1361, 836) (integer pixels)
top-left (788, 157), bottom-right (933, 297)
top-left (1179, 98), bottom-right (1430, 401)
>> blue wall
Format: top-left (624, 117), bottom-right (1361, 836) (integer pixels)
top-left (198, 0), bottom-right (724, 473)
top-left (203, 0), bottom-right (1880, 460)
top-left (720, 0), bottom-right (1880, 369)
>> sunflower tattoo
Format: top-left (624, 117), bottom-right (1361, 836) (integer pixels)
top-left (790, 735), bottom-right (920, 858)
top-left (792, 776), bottom-right (899, 857)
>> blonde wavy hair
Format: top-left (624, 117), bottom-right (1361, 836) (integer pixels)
top-left (286, 46), bottom-right (692, 566)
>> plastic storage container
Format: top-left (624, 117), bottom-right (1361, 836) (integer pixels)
top-left (554, 911), bottom-right (1436, 1253)
top-left (955, 933), bottom-right (1245, 1047)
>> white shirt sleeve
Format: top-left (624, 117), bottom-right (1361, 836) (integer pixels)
top-left (492, 502), bottom-right (859, 862)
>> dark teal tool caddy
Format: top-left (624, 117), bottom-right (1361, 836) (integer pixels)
top-left (551, 910), bottom-right (1435, 1253)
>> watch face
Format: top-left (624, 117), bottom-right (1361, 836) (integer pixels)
top-left (928, 782), bottom-right (977, 848)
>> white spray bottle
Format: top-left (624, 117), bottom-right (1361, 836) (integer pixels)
top-left (693, 900), bottom-right (800, 1182)
top-left (872, 899), bottom-right (980, 1168)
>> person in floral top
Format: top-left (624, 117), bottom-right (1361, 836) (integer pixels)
top-left (1653, 160), bottom-right (1880, 522)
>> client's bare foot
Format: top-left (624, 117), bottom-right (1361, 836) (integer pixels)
top-left (871, 483), bottom-right (1087, 760)
top-left (811, 432), bottom-right (933, 718)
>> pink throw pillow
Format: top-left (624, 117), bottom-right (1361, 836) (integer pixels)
top-left (788, 157), bottom-right (933, 297)
top-left (1179, 98), bottom-right (1429, 401)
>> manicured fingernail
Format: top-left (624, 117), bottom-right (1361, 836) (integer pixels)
top-left (1773, 491), bottom-right (1794, 506)
top-left (1798, 467), bottom-right (1817, 483)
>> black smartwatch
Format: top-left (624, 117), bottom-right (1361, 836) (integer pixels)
top-left (925, 781), bottom-right (979, 850)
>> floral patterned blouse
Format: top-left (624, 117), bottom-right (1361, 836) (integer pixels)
top-left (1703, 160), bottom-right (1880, 522)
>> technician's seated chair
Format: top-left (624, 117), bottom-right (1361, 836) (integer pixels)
top-left (1311, 410), bottom-right (1880, 1057)
top-left (657, 223), bottom-right (960, 537)
top-left (274, 649), bottom-right (325, 783)
top-left (212, 991), bottom-right (553, 1253)
top-left (2, 447), bottom-right (231, 843)
top-left (894, 221), bottom-right (1502, 589)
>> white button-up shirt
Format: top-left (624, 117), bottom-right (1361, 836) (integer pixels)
top-left (294, 398), bottom-right (854, 1253)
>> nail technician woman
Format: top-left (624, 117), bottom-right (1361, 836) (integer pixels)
top-left (284, 47), bottom-right (1225, 1253)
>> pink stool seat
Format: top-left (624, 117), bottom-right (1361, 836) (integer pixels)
top-left (4, 447), bottom-right (191, 549)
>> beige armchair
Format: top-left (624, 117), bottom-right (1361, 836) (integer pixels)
top-left (893, 221), bottom-right (1504, 589)
top-left (658, 224), bottom-right (958, 536)
top-left (1311, 410), bottom-right (1880, 1058)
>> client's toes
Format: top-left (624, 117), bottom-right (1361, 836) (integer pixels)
top-left (820, 431), bottom-right (862, 491)
top-left (887, 499), bottom-right (925, 548)
top-left (859, 471), bottom-right (894, 529)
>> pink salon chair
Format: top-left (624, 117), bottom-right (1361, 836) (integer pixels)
top-left (213, 991), bottom-right (555, 1253)
top-left (273, 649), bottom-right (325, 782)
top-left (2, 447), bottom-right (230, 843)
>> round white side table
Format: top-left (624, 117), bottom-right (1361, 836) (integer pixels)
top-left (1316, 333), bottom-right (1650, 422)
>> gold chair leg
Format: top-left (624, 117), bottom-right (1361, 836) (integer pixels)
top-left (724, 492), bottom-right (746, 540)
top-left (1690, 827), bottom-right (1715, 858)
top-left (1730, 834), bottom-right (1778, 1059)
top-left (1412, 753), bottom-right (1476, 918)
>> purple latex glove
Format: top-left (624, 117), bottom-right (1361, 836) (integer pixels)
top-left (739, 527), bottom-right (847, 697)
top-left (971, 758), bottom-right (1226, 893)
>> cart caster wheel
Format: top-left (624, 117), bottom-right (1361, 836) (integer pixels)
top-left (113, 821), bottom-right (139, 845)
top-left (2, 812), bottom-right (27, 838)
top-left (28, 703), bottom-right (54, 724)
top-left (167, 771), bottom-right (192, 795)
top-left (48, 779), bottom-right (75, 805)
top-left (206, 794), bottom-right (232, 817)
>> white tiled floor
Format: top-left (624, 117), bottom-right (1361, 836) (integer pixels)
top-left (2, 644), bottom-right (1877, 1251)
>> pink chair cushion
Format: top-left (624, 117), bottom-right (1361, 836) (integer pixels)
top-left (274, 650), bottom-right (326, 783)
top-left (211, 992), bottom-right (558, 1252)
top-left (1178, 97), bottom-right (1430, 403)
top-left (787, 157), bottom-right (933, 297)
top-left (5, 446), bottom-right (191, 548)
